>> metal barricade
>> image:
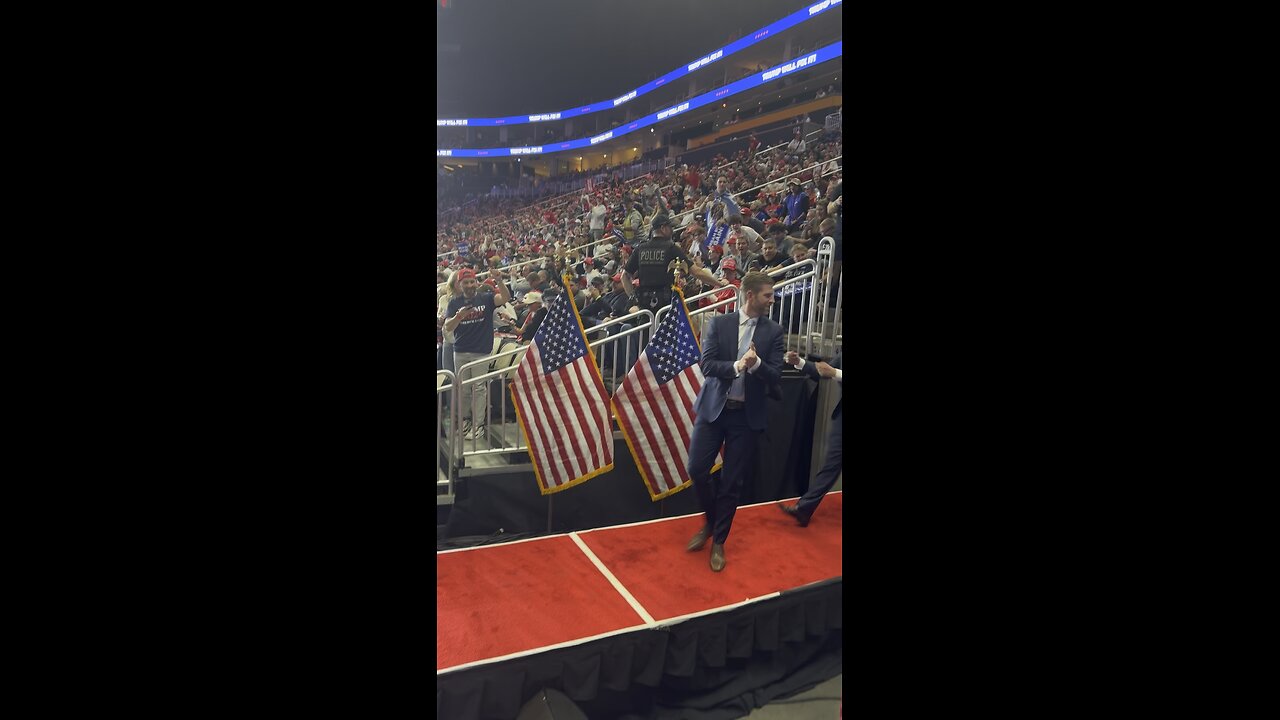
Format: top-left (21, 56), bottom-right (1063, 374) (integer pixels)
top-left (454, 342), bottom-right (531, 460)
top-left (437, 369), bottom-right (457, 499)
top-left (443, 252), bottom-right (842, 473)
top-left (655, 285), bottom-right (743, 342)
top-left (810, 239), bottom-right (842, 359)
top-left (586, 310), bottom-right (655, 402)
top-left (451, 310), bottom-right (654, 462)
top-left (650, 263), bottom-right (817, 356)
top-left (658, 156), bottom-right (840, 233)
top-left (764, 259), bottom-right (818, 355)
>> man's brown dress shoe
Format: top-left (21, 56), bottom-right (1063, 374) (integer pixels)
top-left (687, 525), bottom-right (712, 552)
top-left (778, 503), bottom-right (810, 527)
top-left (710, 543), bottom-right (726, 571)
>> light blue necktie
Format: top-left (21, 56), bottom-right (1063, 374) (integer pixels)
top-left (727, 317), bottom-right (755, 402)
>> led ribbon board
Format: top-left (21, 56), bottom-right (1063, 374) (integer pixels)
top-left (436, 41), bottom-right (841, 158)
top-left (435, 0), bottom-right (842, 128)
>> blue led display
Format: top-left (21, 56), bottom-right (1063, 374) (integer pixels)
top-left (436, 41), bottom-right (841, 158)
top-left (436, 0), bottom-right (842, 128)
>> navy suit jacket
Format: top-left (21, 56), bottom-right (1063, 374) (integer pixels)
top-left (693, 312), bottom-right (785, 431)
top-left (798, 352), bottom-right (842, 417)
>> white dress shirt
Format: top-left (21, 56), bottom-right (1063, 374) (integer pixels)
top-left (733, 315), bottom-right (764, 376)
top-left (793, 356), bottom-right (842, 382)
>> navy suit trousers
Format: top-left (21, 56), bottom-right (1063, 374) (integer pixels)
top-left (687, 406), bottom-right (757, 545)
top-left (795, 406), bottom-right (842, 520)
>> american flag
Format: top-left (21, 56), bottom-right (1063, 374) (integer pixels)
top-left (510, 279), bottom-right (615, 494)
top-left (612, 290), bottom-right (723, 501)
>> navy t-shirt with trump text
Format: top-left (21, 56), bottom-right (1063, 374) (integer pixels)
top-left (447, 292), bottom-right (498, 354)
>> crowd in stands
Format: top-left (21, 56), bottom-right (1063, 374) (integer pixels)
top-left (438, 159), bottom-right (668, 208)
top-left (436, 129), bottom-right (842, 377)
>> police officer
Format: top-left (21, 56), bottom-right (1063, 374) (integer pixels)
top-left (622, 214), bottom-right (723, 312)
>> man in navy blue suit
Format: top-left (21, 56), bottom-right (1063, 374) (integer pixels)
top-left (686, 271), bottom-right (785, 572)
top-left (779, 349), bottom-right (843, 526)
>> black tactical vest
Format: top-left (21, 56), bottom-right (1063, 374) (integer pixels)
top-left (636, 241), bottom-right (680, 290)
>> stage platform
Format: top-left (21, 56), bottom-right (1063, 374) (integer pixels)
top-left (438, 492), bottom-right (843, 719)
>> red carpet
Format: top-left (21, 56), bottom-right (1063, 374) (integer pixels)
top-left (437, 492), bottom-right (842, 672)
top-left (437, 535), bottom-right (648, 670)
top-left (578, 493), bottom-right (842, 621)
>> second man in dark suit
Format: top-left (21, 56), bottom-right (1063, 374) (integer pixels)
top-left (779, 349), bottom-right (843, 526)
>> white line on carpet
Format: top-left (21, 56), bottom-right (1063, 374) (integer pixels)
top-left (570, 531), bottom-right (657, 625)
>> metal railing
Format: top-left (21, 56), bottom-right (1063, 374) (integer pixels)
top-left (440, 269), bottom-right (844, 476)
top-left (650, 156), bottom-right (841, 238)
top-left (484, 160), bottom-right (673, 234)
top-left (811, 237), bottom-right (843, 359)
top-left (761, 259), bottom-right (819, 355)
top-left (435, 130), bottom-right (840, 262)
top-left (453, 341), bottom-right (529, 459)
top-left (654, 283), bottom-right (742, 339)
top-left (513, 158), bottom-right (671, 213)
top-left (443, 243), bottom-right (839, 374)
top-left (435, 136), bottom-right (840, 264)
top-left (437, 369), bottom-right (458, 498)
top-left (644, 127), bottom-right (830, 206)
top-left (449, 310), bottom-right (655, 463)
top-left (746, 126), bottom-right (827, 164)
top-left (587, 310), bottom-right (656, 397)
top-left (645, 261), bottom-right (819, 356)
top-left (649, 260), bottom-right (825, 357)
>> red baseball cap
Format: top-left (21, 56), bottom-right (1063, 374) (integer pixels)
top-left (456, 268), bottom-right (477, 280)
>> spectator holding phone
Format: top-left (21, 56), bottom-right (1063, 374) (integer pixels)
top-left (444, 267), bottom-right (510, 440)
